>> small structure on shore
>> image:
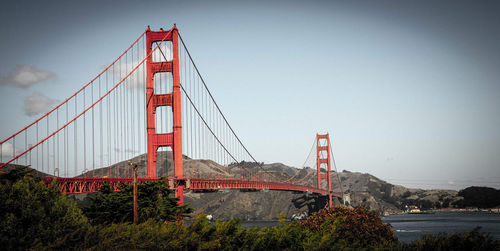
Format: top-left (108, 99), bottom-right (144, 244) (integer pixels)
top-left (206, 215), bottom-right (214, 222)
top-left (291, 212), bottom-right (308, 220)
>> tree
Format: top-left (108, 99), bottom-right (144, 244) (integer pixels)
top-left (83, 180), bottom-right (193, 224)
top-left (298, 206), bottom-right (397, 248)
top-left (0, 167), bottom-right (89, 250)
top-left (442, 198), bottom-right (451, 208)
top-left (458, 186), bottom-right (500, 208)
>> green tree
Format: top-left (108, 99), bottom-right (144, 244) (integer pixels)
top-left (0, 167), bottom-right (89, 250)
top-left (83, 180), bottom-right (193, 224)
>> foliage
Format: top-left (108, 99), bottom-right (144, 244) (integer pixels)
top-left (396, 227), bottom-right (500, 251)
top-left (83, 180), bottom-right (193, 224)
top-left (63, 215), bottom-right (248, 250)
top-left (71, 214), bottom-right (308, 251)
top-left (441, 198), bottom-right (452, 208)
top-left (298, 206), bottom-right (397, 248)
top-left (0, 165), bottom-right (33, 182)
top-left (75, 219), bottom-right (184, 250)
top-left (0, 167), bottom-right (89, 250)
top-left (457, 186), bottom-right (500, 208)
top-left (2, 167), bottom-right (499, 250)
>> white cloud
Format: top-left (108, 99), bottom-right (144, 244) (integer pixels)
top-left (23, 92), bottom-right (57, 116)
top-left (0, 65), bottom-right (56, 88)
top-left (103, 59), bottom-right (145, 89)
top-left (1, 142), bottom-right (15, 157)
top-left (105, 45), bottom-right (173, 90)
top-left (0, 142), bottom-right (20, 159)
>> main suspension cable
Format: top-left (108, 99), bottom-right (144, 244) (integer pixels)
top-left (329, 139), bottom-right (344, 197)
top-left (178, 33), bottom-right (258, 163)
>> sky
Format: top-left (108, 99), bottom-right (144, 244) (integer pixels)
top-left (0, 0), bottom-right (499, 190)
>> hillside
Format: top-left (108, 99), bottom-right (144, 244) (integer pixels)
top-left (74, 151), bottom-right (462, 219)
top-left (183, 168), bottom-right (461, 220)
top-left (336, 170), bottom-right (460, 214)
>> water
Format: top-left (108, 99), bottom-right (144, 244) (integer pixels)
top-left (382, 212), bottom-right (500, 243)
top-left (237, 212), bottom-right (500, 243)
top-left (192, 212), bottom-right (500, 243)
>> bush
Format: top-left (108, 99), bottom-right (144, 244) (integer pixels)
top-left (0, 167), bottom-right (89, 250)
top-left (78, 219), bottom-right (186, 250)
top-left (298, 206), bottom-right (397, 248)
top-left (77, 214), bottom-right (249, 250)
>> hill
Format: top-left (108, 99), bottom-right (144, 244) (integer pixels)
top-left (74, 151), bottom-right (463, 219)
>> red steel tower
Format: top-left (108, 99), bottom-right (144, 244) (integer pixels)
top-left (316, 133), bottom-right (333, 208)
top-left (145, 25), bottom-right (185, 205)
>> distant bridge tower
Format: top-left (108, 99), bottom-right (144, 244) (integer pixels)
top-left (146, 25), bottom-right (185, 205)
top-left (316, 133), bottom-right (333, 208)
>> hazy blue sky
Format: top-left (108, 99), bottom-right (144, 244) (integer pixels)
top-left (1, 0), bottom-right (499, 190)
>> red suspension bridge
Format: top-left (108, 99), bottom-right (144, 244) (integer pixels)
top-left (0, 25), bottom-right (342, 208)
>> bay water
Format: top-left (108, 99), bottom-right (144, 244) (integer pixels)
top-left (240, 212), bottom-right (500, 243)
top-left (382, 212), bottom-right (500, 243)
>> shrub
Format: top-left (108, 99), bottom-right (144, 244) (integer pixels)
top-left (299, 206), bottom-right (397, 248)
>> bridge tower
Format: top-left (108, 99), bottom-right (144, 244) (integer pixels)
top-left (316, 133), bottom-right (333, 208)
top-left (146, 25), bottom-right (184, 205)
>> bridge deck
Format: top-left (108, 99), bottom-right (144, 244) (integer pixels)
top-left (44, 177), bottom-right (343, 198)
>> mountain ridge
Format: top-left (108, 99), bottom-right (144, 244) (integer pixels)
top-left (74, 152), bottom-right (463, 219)
top-left (3, 152), bottom-right (464, 220)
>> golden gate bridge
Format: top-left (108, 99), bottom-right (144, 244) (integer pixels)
top-left (0, 25), bottom-right (342, 208)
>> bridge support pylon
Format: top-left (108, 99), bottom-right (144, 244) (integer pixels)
top-left (146, 25), bottom-right (184, 205)
top-left (316, 133), bottom-right (333, 208)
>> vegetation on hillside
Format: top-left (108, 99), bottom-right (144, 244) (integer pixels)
top-left (453, 186), bottom-right (500, 208)
top-left (0, 167), bottom-right (499, 250)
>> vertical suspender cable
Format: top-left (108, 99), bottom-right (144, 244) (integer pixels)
top-left (130, 43), bottom-right (135, 178)
top-left (136, 39), bottom-right (141, 177)
top-left (92, 78), bottom-right (95, 177)
top-left (36, 123), bottom-right (39, 174)
top-left (74, 96), bottom-right (77, 176)
top-left (24, 129), bottom-right (27, 166)
top-left (329, 139), bottom-right (344, 198)
top-left (83, 88), bottom-right (86, 176)
top-left (187, 48), bottom-right (194, 179)
top-left (65, 103), bottom-right (68, 176)
top-left (125, 51), bottom-right (129, 177)
top-left (113, 67), bottom-right (118, 174)
top-left (99, 73), bottom-right (103, 177)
